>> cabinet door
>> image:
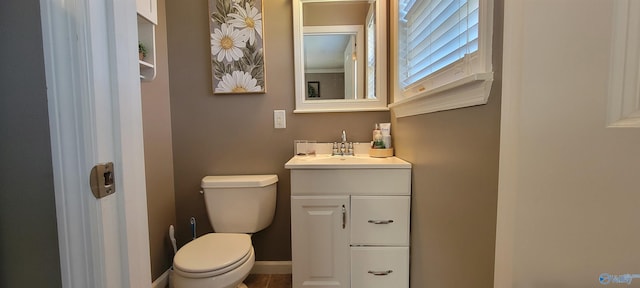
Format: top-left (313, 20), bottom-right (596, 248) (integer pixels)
top-left (292, 196), bottom-right (350, 288)
top-left (136, 0), bottom-right (157, 24)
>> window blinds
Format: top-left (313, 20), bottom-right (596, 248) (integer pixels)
top-left (399, 0), bottom-right (479, 89)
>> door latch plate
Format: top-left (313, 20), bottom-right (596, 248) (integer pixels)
top-left (90, 162), bottom-right (115, 199)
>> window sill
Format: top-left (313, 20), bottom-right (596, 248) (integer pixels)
top-left (389, 72), bottom-right (494, 118)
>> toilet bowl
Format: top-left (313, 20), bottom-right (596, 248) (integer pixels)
top-left (172, 233), bottom-right (254, 288)
top-left (171, 175), bottom-right (278, 288)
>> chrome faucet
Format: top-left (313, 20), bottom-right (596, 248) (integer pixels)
top-left (333, 130), bottom-right (354, 156)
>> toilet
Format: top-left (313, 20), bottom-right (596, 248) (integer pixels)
top-left (172, 175), bottom-right (278, 288)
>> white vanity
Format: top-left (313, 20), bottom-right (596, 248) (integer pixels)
top-left (285, 154), bottom-right (411, 288)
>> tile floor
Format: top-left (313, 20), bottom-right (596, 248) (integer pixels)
top-left (244, 274), bottom-right (292, 288)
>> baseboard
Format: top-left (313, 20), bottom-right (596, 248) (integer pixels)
top-left (152, 269), bottom-right (171, 288)
top-left (250, 261), bottom-right (292, 274)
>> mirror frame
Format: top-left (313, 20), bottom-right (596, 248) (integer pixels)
top-left (293, 0), bottom-right (388, 113)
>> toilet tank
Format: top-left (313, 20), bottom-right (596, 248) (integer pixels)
top-left (201, 175), bottom-right (278, 233)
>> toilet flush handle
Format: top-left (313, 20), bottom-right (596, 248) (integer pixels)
top-left (190, 217), bottom-right (197, 240)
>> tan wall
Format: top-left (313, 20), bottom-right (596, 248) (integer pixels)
top-left (141, 0), bottom-right (177, 280)
top-left (164, 0), bottom-right (389, 260)
top-left (391, 1), bottom-right (503, 287)
top-left (303, 2), bottom-right (369, 26)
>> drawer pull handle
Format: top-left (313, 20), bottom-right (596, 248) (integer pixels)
top-left (368, 220), bottom-right (394, 224)
top-left (368, 270), bottom-right (393, 276)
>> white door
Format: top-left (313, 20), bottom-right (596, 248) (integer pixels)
top-left (344, 35), bottom-right (356, 100)
top-left (291, 196), bottom-right (350, 288)
top-left (40, 0), bottom-right (152, 287)
top-left (495, 0), bottom-right (640, 287)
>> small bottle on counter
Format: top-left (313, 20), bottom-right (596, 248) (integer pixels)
top-left (372, 123), bottom-right (380, 142)
top-left (372, 126), bottom-right (385, 149)
top-left (379, 123), bottom-right (391, 149)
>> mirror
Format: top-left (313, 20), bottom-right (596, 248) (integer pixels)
top-left (293, 0), bottom-right (387, 113)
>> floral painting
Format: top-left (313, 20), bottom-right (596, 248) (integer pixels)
top-left (209, 0), bottom-right (265, 94)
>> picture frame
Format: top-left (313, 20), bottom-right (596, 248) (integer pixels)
top-left (209, 0), bottom-right (266, 94)
top-left (307, 81), bottom-right (320, 98)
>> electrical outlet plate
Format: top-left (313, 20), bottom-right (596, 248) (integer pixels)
top-left (274, 110), bottom-right (286, 129)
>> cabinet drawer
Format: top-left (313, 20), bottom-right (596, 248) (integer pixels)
top-left (351, 196), bottom-right (410, 245)
top-left (290, 169), bottom-right (411, 196)
top-left (351, 247), bottom-right (409, 288)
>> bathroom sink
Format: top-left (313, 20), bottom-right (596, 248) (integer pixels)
top-left (285, 154), bottom-right (411, 169)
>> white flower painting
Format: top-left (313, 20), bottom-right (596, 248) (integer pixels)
top-left (209, 0), bottom-right (266, 94)
top-left (215, 71), bottom-right (262, 93)
top-left (211, 23), bottom-right (248, 62)
top-left (228, 3), bottom-right (263, 45)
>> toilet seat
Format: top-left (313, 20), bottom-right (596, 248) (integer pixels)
top-left (173, 233), bottom-right (253, 279)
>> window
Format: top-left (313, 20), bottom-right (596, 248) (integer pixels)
top-left (399, 0), bottom-right (478, 88)
top-left (390, 0), bottom-right (494, 117)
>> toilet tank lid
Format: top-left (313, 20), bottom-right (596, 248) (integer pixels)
top-left (201, 175), bottom-right (278, 188)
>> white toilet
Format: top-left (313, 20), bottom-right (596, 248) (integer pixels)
top-left (172, 175), bottom-right (278, 288)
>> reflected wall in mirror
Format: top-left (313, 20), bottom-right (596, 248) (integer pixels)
top-left (293, 0), bottom-right (387, 113)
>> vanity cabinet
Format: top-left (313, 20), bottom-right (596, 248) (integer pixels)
top-left (286, 157), bottom-right (411, 288)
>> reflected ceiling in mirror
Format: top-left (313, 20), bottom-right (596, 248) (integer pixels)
top-left (293, 0), bottom-right (388, 113)
top-left (304, 34), bottom-right (352, 72)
